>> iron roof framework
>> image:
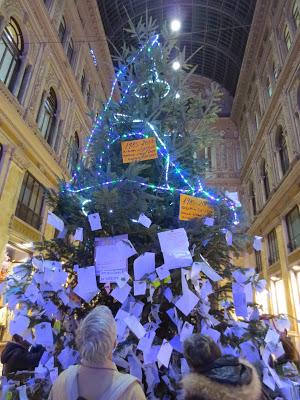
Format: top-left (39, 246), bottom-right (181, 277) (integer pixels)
top-left (98, 0), bottom-right (256, 95)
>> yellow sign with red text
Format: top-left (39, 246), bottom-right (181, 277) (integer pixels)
top-left (121, 137), bottom-right (158, 163)
top-left (179, 194), bottom-right (213, 221)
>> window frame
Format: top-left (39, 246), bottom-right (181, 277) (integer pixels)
top-left (0, 17), bottom-right (24, 90)
top-left (266, 78), bottom-right (273, 97)
top-left (255, 250), bottom-right (262, 273)
top-left (261, 160), bottom-right (270, 201)
top-left (292, 0), bottom-right (300, 28)
top-left (267, 228), bottom-right (279, 266)
top-left (37, 88), bottom-right (57, 146)
top-left (284, 25), bottom-right (292, 50)
top-left (270, 278), bottom-right (288, 315)
top-left (277, 129), bottom-right (289, 176)
top-left (67, 132), bottom-right (80, 173)
top-left (58, 17), bottom-right (66, 44)
top-left (286, 206), bottom-right (300, 252)
top-left (67, 38), bottom-right (74, 64)
top-left (81, 69), bottom-right (86, 93)
top-left (15, 172), bottom-right (45, 230)
top-left (249, 181), bottom-right (257, 216)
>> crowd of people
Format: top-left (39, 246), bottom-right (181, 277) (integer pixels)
top-left (1, 306), bottom-right (299, 400)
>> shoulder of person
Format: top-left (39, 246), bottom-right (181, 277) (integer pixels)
top-left (117, 374), bottom-right (146, 400)
top-left (181, 359), bottom-right (262, 400)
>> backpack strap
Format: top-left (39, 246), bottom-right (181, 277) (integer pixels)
top-left (99, 373), bottom-right (138, 400)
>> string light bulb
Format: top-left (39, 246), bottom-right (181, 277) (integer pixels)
top-left (170, 19), bottom-right (181, 32)
top-left (172, 61), bottom-right (181, 71)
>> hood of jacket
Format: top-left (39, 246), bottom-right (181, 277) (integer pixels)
top-left (182, 358), bottom-right (262, 400)
top-left (1, 342), bottom-right (25, 364)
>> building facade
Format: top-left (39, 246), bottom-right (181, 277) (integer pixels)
top-left (233, 0), bottom-right (300, 336)
top-left (0, 0), bottom-right (114, 268)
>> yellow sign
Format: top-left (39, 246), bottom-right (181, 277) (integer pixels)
top-left (179, 194), bottom-right (213, 221)
top-left (121, 137), bottom-right (158, 163)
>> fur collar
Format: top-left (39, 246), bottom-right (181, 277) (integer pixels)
top-left (182, 359), bottom-right (262, 400)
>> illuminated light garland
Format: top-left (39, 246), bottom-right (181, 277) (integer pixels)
top-left (67, 33), bottom-right (240, 224)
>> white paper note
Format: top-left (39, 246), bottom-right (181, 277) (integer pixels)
top-left (253, 236), bottom-right (263, 251)
top-left (157, 340), bottom-right (173, 368)
top-left (47, 211), bottom-right (64, 232)
top-left (199, 256), bottom-right (222, 281)
top-left (158, 228), bottom-right (192, 269)
top-left (88, 213), bottom-right (102, 231)
top-left (124, 315), bottom-right (146, 339)
top-left (134, 281), bottom-right (147, 296)
top-left (138, 213), bottom-right (152, 228)
top-left (9, 315), bottom-right (30, 336)
top-left (175, 290), bottom-right (199, 317)
top-left (74, 227), bottom-right (83, 241)
top-left (95, 235), bottom-right (128, 282)
top-left (134, 252), bottom-right (155, 280)
top-left (111, 283), bottom-right (131, 304)
top-left (156, 264), bottom-right (170, 280)
top-left (74, 266), bottom-right (99, 302)
top-left (265, 328), bottom-right (280, 344)
top-left (180, 321), bottom-right (194, 342)
top-left (34, 322), bottom-right (53, 347)
top-left (203, 217), bottom-right (214, 226)
top-left (232, 283), bottom-right (248, 318)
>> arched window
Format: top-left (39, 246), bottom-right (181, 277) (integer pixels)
top-left (67, 132), bottom-right (80, 172)
top-left (266, 78), bottom-right (272, 97)
top-left (0, 143), bottom-right (3, 164)
top-left (277, 127), bottom-right (289, 175)
top-left (81, 69), bottom-right (86, 93)
top-left (261, 159), bottom-right (270, 200)
top-left (249, 181), bottom-right (257, 216)
top-left (36, 87), bottom-right (57, 146)
top-left (58, 17), bottom-right (66, 44)
top-left (67, 38), bottom-right (74, 64)
top-left (284, 25), bottom-right (292, 50)
top-left (292, 1), bottom-right (300, 28)
top-left (273, 63), bottom-right (278, 81)
top-left (86, 84), bottom-right (92, 107)
top-left (0, 18), bottom-right (24, 91)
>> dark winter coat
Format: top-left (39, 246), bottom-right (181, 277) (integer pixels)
top-left (182, 356), bottom-right (262, 400)
top-left (1, 341), bottom-right (44, 377)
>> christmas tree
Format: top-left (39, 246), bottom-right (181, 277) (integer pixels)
top-left (3, 18), bottom-right (298, 400)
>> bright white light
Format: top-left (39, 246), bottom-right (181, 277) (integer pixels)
top-left (170, 19), bottom-right (181, 32)
top-left (172, 61), bottom-right (181, 71)
top-left (175, 92), bottom-right (180, 99)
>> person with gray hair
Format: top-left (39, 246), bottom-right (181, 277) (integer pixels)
top-left (49, 306), bottom-right (146, 400)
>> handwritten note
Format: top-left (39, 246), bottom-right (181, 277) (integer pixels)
top-left (179, 194), bottom-right (213, 221)
top-left (121, 137), bottom-right (158, 163)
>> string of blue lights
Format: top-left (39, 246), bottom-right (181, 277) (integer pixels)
top-left (66, 33), bottom-right (240, 225)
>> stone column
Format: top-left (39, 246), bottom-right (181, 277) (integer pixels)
top-left (275, 223), bottom-right (297, 331)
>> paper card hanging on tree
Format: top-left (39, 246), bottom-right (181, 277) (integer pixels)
top-left (133, 252), bottom-right (155, 280)
top-left (232, 282), bottom-right (248, 318)
top-left (157, 340), bottom-right (173, 368)
top-left (158, 228), bottom-right (193, 269)
top-left (47, 211), bottom-right (64, 232)
top-left (179, 194), bottom-right (213, 221)
top-left (88, 213), bottom-right (102, 231)
top-left (138, 213), bottom-right (152, 228)
top-left (74, 227), bottom-right (83, 241)
top-left (95, 235), bottom-right (128, 282)
top-left (73, 266), bottom-right (99, 302)
top-left (121, 137), bottom-right (158, 163)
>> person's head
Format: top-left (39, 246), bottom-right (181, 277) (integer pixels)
top-left (76, 306), bottom-right (116, 365)
top-left (183, 334), bottom-right (222, 373)
top-left (12, 334), bottom-right (30, 349)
